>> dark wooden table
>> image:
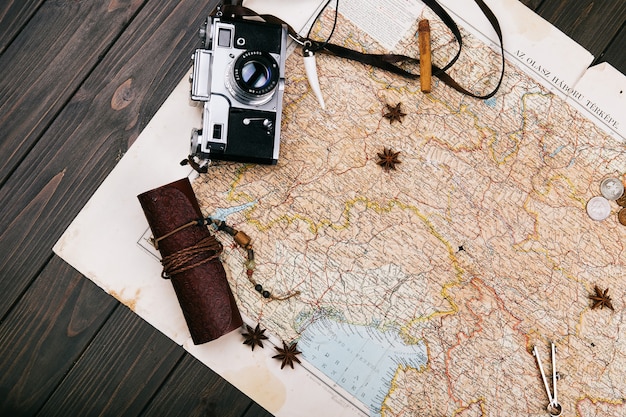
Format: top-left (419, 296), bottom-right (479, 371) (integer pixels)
top-left (1, 1), bottom-right (624, 416)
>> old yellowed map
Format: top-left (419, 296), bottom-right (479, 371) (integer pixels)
top-left (192, 3), bottom-right (625, 415)
top-left (191, 2), bottom-right (626, 415)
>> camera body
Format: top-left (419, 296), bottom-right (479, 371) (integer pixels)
top-left (190, 13), bottom-right (288, 165)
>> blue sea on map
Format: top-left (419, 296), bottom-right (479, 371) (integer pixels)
top-left (298, 317), bottom-right (428, 416)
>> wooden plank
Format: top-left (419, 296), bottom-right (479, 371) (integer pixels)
top-left (0, 0), bottom-right (146, 186)
top-left (35, 304), bottom-right (183, 416)
top-left (242, 402), bottom-right (276, 417)
top-left (599, 25), bottom-right (626, 74)
top-left (139, 354), bottom-right (253, 417)
top-left (519, 0), bottom-right (544, 11)
top-left (0, 0), bottom-right (44, 54)
top-left (0, 0), bottom-right (218, 319)
top-left (536, 0), bottom-right (626, 60)
top-left (0, 256), bottom-right (117, 415)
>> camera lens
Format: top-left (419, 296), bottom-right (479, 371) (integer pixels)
top-left (241, 61), bottom-right (271, 89)
top-left (228, 51), bottom-right (280, 105)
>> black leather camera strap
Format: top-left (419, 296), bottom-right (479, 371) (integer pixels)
top-left (217, 0), bottom-right (505, 99)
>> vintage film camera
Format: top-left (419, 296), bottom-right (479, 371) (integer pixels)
top-left (189, 9), bottom-right (288, 165)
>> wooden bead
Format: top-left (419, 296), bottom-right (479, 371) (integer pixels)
top-left (234, 231), bottom-right (251, 248)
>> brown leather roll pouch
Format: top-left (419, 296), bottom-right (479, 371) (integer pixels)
top-left (137, 178), bottom-right (243, 344)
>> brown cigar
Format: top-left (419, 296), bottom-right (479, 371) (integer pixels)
top-left (418, 19), bottom-right (431, 93)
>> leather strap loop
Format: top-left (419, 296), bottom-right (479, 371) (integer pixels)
top-left (215, 1), bottom-right (505, 99)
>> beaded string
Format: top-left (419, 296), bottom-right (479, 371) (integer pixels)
top-left (210, 218), bottom-right (301, 301)
top-left (152, 217), bottom-right (300, 301)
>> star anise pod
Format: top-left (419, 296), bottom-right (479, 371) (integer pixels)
top-left (589, 285), bottom-right (614, 310)
top-left (273, 341), bottom-right (302, 369)
top-left (376, 147), bottom-right (402, 171)
top-left (383, 102), bottom-right (407, 124)
top-left (242, 324), bottom-right (269, 351)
